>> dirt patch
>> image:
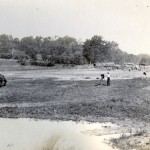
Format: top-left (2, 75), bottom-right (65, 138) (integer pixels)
top-left (110, 132), bottom-right (150, 150)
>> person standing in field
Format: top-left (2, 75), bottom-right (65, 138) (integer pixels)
top-left (143, 72), bottom-right (147, 78)
top-left (107, 72), bottom-right (110, 86)
top-left (100, 74), bottom-right (105, 85)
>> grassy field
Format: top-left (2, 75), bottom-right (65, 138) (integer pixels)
top-left (0, 59), bottom-right (150, 149)
top-left (0, 76), bottom-right (150, 122)
top-left (0, 60), bottom-right (150, 122)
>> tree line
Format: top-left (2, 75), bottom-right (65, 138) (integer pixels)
top-left (0, 34), bottom-right (149, 66)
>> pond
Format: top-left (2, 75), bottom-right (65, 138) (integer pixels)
top-left (0, 118), bottom-right (119, 150)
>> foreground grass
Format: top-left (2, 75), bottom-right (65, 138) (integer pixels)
top-left (0, 77), bottom-right (150, 123)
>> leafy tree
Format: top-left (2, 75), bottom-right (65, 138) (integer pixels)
top-left (13, 38), bottom-right (20, 50)
top-left (0, 34), bottom-right (14, 53)
top-left (0, 34), bottom-right (142, 65)
top-left (83, 39), bottom-right (94, 63)
top-left (20, 36), bottom-right (37, 60)
top-left (138, 54), bottom-right (150, 65)
top-left (140, 58), bottom-right (147, 65)
top-left (83, 35), bottom-right (109, 63)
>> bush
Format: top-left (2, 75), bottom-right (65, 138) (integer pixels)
top-left (0, 53), bottom-right (12, 59)
top-left (16, 54), bottom-right (28, 66)
top-left (30, 61), bottom-right (38, 66)
top-left (18, 57), bottom-right (27, 66)
top-left (47, 62), bottom-right (55, 67)
top-left (20, 59), bottom-right (26, 65)
top-left (30, 61), bottom-right (55, 67)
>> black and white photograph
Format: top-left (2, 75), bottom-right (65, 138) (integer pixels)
top-left (0, 0), bottom-right (150, 150)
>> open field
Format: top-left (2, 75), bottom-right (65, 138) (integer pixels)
top-left (0, 63), bottom-right (150, 122)
top-left (0, 59), bottom-right (150, 150)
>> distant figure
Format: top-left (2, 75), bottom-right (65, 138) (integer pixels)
top-left (143, 72), bottom-right (147, 78)
top-left (0, 74), bottom-right (7, 87)
top-left (129, 68), bottom-right (131, 72)
top-left (93, 63), bottom-right (96, 67)
top-left (100, 74), bottom-right (105, 85)
top-left (107, 72), bottom-right (110, 86)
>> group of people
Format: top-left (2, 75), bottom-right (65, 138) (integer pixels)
top-left (99, 71), bottom-right (147, 86)
top-left (100, 72), bottom-right (110, 86)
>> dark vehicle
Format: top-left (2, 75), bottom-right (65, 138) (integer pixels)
top-left (0, 74), bottom-right (7, 87)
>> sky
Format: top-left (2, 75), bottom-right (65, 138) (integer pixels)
top-left (0, 0), bottom-right (150, 55)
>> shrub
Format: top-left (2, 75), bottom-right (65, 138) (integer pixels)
top-left (30, 61), bottom-right (38, 66)
top-left (0, 53), bottom-right (12, 59)
top-left (20, 60), bottom-right (26, 65)
top-left (47, 62), bottom-right (55, 67)
top-left (30, 61), bottom-right (55, 67)
top-left (18, 57), bottom-right (27, 65)
top-left (16, 54), bottom-right (29, 65)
